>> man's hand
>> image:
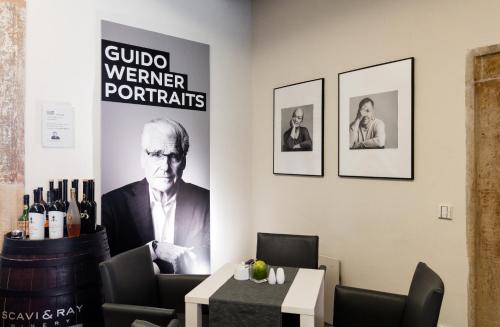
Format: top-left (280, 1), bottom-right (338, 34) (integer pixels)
top-left (355, 110), bottom-right (368, 123)
top-left (155, 242), bottom-right (192, 261)
top-left (152, 241), bottom-right (197, 273)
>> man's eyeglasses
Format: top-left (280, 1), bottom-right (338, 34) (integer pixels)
top-left (145, 150), bottom-right (183, 163)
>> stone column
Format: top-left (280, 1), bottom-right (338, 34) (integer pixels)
top-left (0, 0), bottom-right (25, 246)
top-left (466, 44), bottom-right (500, 327)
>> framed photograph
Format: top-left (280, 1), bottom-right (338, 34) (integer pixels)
top-left (338, 58), bottom-right (414, 179)
top-left (274, 78), bottom-right (324, 176)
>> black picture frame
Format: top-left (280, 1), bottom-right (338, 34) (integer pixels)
top-left (338, 58), bottom-right (414, 180)
top-left (273, 78), bottom-right (324, 176)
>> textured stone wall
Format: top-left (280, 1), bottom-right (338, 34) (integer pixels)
top-left (466, 45), bottom-right (500, 327)
top-left (0, 0), bottom-right (25, 245)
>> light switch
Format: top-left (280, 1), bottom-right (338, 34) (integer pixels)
top-left (438, 204), bottom-right (452, 220)
top-left (441, 206), bottom-right (448, 217)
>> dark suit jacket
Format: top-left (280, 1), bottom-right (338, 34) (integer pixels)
top-left (102, 178), bottom-right (210, 273)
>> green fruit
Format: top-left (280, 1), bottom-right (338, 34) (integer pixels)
top-left (252, 260), bottom-right (268, 280)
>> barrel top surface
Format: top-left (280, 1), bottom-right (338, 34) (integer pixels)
top-left (2, 225), bottom-right (108, 255)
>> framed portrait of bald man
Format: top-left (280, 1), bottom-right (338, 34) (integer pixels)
top-left (100, 21), bottom-right (210, 274)
top-left (338, 58), bottom-right (414, 180)
top-left (273, 78), bottom-right (324, 176)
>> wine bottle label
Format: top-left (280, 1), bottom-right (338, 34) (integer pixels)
top-left (29, 213), bottom-right (45, 240)
top-left (48, 211), bottom-right (64, 239)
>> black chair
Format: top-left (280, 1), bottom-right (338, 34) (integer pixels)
top-left (333, 262), bottom-right (444, 327)
top-left (256, 232), bottom-right (320, 269)
top-left (99, 245), bottom-right (208, 327)
top-left (131, 319), bottom-right (180, 327)
top-left (256, 232), bottom-right (324, 327)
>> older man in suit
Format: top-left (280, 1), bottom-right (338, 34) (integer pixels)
top-left (102, 118), bottom-right (210, 274)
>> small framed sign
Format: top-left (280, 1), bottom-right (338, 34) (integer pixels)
top-left (338, 58), bottom-right (414, 180)
top-left (273, 78), bottom-right (324, 176)
top-left (42, 102), bottom-right (75, 148)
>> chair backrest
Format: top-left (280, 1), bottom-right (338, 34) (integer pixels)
top-left (99, 245), bottom-right (159, 307)
top-left (401, 262), bottom-right (444, 327)
top-left (131, 320), bottom-right (161, 327)
top-left (256, 232), bottom-right (319, 269)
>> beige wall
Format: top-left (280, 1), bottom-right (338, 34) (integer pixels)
top-left (251, 0), bottom-right (500, 326)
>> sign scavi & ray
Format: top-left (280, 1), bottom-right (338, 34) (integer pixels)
top-left (2, 304), bottom-right (83, 326)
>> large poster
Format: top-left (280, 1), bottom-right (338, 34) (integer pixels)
top-left (101, 21), bottom-right (210, 274)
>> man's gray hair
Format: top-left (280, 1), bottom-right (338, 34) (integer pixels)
top-left (141, 118), bottom-right (190, 155)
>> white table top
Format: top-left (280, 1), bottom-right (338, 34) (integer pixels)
top-left (281, 268), bottom-right (324, 315)
top-left (185, 263), bottom-right (237, 305)
top-left (185, 263), bottom-right (324, 315)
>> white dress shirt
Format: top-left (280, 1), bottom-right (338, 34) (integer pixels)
top-left (149, 187), bottom-right (177, 243)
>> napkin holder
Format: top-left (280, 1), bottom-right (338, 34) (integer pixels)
top-left (234, 264), bottom-right (250, 281)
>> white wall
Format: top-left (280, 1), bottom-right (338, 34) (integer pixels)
top-left (251, 0), bottom-right (500, 326)
top-left (25, 0), bottom-right (253, 271)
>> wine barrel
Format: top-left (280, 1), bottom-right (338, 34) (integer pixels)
top-left (0, 226), bottom-right (110, 327)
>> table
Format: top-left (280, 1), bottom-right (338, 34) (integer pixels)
top-left (185, 263), bottom-right (325, 327)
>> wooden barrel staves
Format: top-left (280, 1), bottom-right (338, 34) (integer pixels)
top-left (0, 226), bottom-right (110, 327)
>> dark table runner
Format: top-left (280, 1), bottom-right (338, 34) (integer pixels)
top-left (209, 267), bottom-right (299, 327)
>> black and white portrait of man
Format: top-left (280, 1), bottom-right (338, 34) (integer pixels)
top-left (102, 118), bottom-right (210, 274)
top-left (281, 105), bottom-right (314, 152)
top-left (349, 91), bottom-right (398, 150)
top-left (101, 21), bottom-right (210, 274)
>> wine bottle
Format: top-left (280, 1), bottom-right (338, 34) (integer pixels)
top-left (62, 179), bottom-right (69, 237)
top-left (49, 180), bottom-right (54, 192)
top-left (29, 189), bottom-right (45, 240)
top-left (54, 188), bottom-right (60, 203)
top-left (89, 179), bottom-right (97, 232)
top-left (81, 180), bottom-right (87, 206)
top-left (48, 189), bottom-right (64, 239)
top-left (62, 179), bottom-right (69, 210)
top-left (67, 188), bottom-right (81, 237)
top-left (38, 187), bottom-right (47, 211)
top-left (72, 179), bottom-right (80, 210)
top-left (45, 190), bottom-right (50, 238)
top-left (56, 180), bottom-right (62, 205)
top-left (80, 180), bottom-right (92, 234)
top-left (38, 187), bottom-right (49, 238)
top-left (54, 187), bottom-right (63, 227)
top-left (16, 194), bottom-right (29, 238)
